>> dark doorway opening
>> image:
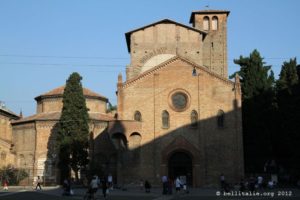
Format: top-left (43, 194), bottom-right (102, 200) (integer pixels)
top-left (168, 151), bottom-right (193, 186)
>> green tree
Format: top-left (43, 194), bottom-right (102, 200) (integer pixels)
top-left (0, 165), bottom-right (28, 185)
top-left (233, 49), bottom-right (274, 99)
top-left (297, 64), bottom-right (300, 80)
top-left (276, 58), bottom-right (298, 92)
top-left (233, 49), bottom-right (276, 172)
top-left (56, 72), bottom-right (90, 181)
top-left (275, 58), bottom-right (300, 172)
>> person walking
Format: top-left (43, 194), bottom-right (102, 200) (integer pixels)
top-left (161, 175), bottom-right (168, 194)
top-left (35, 176), bottom-right (42, 190)
top-left (3, 179), bottom-right (8, 191)
top-left (175, 177), bottom-right (182, 193)
top-left (257, 175), bottom-right (263, 189)
top-left (90, 176), bottom-right (99, 200)
top-left (220, 173), bottom-right (225, 191)
top-left (168, 178), bottom-right (173, 195)
top-left (144, 180), bottom-right (151, 193)
top-left (107, 173), bottom-right (113, 190)
top-left (101, 177), bottom-right (108, 199)
top-left (249, 175), bottom-right (256, 192)
top-left (62, 178), bottom-right (70, 196)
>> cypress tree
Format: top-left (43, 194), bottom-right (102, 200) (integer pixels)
top-left (56, 72), bottom-right (89, 181)
top-left (233, 49), bottom-right (275, 172)
top-left (277, 58), bottom-right (298, 92)
top-left (297, 64), bottom-right (300, 80)
top-left (275, 58), bottom-right (300, 172)
top-left (234, 49), bottom-right (274, 100)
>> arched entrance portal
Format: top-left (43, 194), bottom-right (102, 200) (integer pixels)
top-left (168, 152), bottom-right (193, 186)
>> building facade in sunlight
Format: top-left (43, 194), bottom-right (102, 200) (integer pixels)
top-left (0, 102), bottom-right (20, 168)
top-left (10, 86), bottom-right (113, 184)
top-left (105, 9), bottom-right (244, 187)
top-left (2, 9), bottom-right (243, 187)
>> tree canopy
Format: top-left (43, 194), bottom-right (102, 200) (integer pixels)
top-left (233, 50), bottom-right (300, 176)
top-left (275, 58), bottom-right (300, 172)
top-left (56, 72), bottom-right (90, 181)
top-left (277, 58), bottom-right (298, 92)
top-left (233, 49), bottom-right (276, 172)
top-left (234, 49), bottom-right (274, 99)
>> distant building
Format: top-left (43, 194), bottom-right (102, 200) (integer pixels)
top-left (0, 101), bottom-right (20, 167)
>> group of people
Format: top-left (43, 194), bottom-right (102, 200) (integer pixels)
top-left (161, 175), bottom-right (188, 195)
top-left (83, 174), bottom-right (113, 200)
top-left (220, 173), bottom-right (279, 192)
top-left (239, 174), bottom-right (277, 191)
top-left (2, 176), bottom-right (43, 191)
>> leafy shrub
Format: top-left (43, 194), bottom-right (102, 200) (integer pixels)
top-left (0, 165), bottom-right (28, 185)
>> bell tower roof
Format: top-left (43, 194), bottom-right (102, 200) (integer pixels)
top-left (189, 10), bottom-right (230, 24)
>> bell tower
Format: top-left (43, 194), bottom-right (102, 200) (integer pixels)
top-left (190, 10), bottom-right (230, 78)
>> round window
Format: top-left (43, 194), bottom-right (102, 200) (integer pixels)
top-left (172, 92), bottom-right (188, 110)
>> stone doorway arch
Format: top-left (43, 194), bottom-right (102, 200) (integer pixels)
top-left (161, 136), bottom-right (204, 187)
top-left (168, 151), bottom-right (193, 186)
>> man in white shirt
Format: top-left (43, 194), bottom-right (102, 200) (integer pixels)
top-left (162, 175), bottom-right (168, 194)
top-left (175, 177), bottom-right (182, 193)
top-left (107, 174), bottom-right (113, 189)
top-left (89, 176), bottom-right (99, 200)
top-left (257, 176), bottom-right (263, 189)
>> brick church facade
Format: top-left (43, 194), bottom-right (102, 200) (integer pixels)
top-left (107, 10), bottom-right (244, 187)
top-left (1, 9), bottom-right (244, 187)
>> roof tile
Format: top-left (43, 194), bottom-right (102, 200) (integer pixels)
top-left (35, 86), bottom-right (107, 100)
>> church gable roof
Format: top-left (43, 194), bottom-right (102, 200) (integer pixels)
top-left (35, 86), bottom-right (108, 101)
top-left (122, 55), bottom-right (234, 88)
top-left (125, 19), bottom-right (207, 52)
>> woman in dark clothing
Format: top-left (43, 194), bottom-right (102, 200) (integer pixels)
top-left (101, 178), bottom-right (108, 199)
top-left (144, 180), bottom-right (151, 193)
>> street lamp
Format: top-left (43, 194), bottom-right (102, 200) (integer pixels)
top-left (192, 67), bottom-right (197, 76)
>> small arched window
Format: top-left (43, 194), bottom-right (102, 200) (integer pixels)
top-left (162, 110), bottom-right (170, 129)
top-left (134, 111), bottom-right (142, 121)
top-left (203, 16), bottom-right (210, 30)
top-left (217, 110), bottom-right (225, 128)
top-left (191, 110), bottom-right (198, 128)
top-left (129, 132), bottom-right (142, 149)
top-left (212, 16), bottom-right (218, 30)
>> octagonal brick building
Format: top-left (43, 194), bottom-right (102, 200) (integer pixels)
top-left (11, 86), bottom-right (114, 184)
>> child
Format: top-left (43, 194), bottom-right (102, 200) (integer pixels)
top-left (3, 179), bottom-right (8, 190)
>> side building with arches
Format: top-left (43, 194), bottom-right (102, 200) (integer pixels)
top-left (10, 86), bottom-right (114, 184)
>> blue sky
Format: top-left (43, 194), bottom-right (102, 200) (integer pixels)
top-left (0, 0), bottom-right (299, 116)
